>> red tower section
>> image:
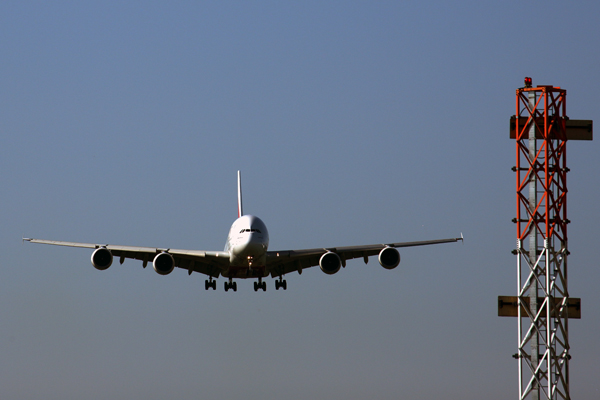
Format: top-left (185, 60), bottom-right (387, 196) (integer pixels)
top-left (514, 84), bottom-right (568, 244)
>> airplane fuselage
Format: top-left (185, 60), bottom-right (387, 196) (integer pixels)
top-left (224, 215), bottom-right (269, 278)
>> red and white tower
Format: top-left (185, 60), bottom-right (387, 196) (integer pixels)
top-left (500, 78), bottom-right (592, 400)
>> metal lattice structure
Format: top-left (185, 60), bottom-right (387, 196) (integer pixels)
top-left (513, 82), bottom-right (571, 400)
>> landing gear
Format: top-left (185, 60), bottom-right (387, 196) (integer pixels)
top-left (254, 278), bottom-right (267, 292)
top-left (275, 278), bottom-right (287, 290)
top-left (224, 279), bottom-right (237, 292)
top-left (205, 279), bottom-right (216, 290)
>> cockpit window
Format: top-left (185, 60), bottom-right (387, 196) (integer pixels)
top-left (240, 229), bottom-right (262, 233)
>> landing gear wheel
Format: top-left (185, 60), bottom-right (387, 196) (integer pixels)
top-left (275, 279), bottom-right (287, 290)
top-left (255, 278), bottom-right (266, 292)
top-left (225, 279), bottom-right (236, 292)
top-left (205, 280), bottom-right (216, 290)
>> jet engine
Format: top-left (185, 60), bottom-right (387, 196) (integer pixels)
top-left (319, 252), bottom-right (341, 275)
top-left (153, 252), bottom-right (175, 275)
top-left (378, 247), bottom-right (400, 270)
top-left (91, 247), bottom-right (113, 271)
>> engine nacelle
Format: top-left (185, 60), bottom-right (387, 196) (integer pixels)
top-left (153, 252), bottom-right (175, 275)
top-left (319, 252), bottom-right (341, 275)
top-left (91, 247), bottom-right (113, 271)
top-left (378, 247), bottom-right (400, 270)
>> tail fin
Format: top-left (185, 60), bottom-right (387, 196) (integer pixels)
top-left (237, 170), bottom-right (243, 218)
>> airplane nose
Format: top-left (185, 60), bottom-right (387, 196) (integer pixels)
top-left (244, 236), bottom-right (264, 252)
top-left (234, 234), bottom-right (263, 255)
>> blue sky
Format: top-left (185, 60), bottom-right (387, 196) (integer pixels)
top-left (1, 1), bottom-right (599, 399)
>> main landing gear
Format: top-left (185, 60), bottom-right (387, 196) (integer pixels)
top-left (254, 278), bottom-right (266, 292)
top-left (275, 278), bottom-right (287, 290)
top-left (205, 278), bottom-right (217, 290)
top-left (219, 277), bottom-right (286, 292)
top-left (224, 279), bottom-right (237, 292)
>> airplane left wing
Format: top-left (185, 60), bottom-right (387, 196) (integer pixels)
top-left (266, 236), bottom-right (463, 277)
top-left (23, 238), bottom-right (229, 278)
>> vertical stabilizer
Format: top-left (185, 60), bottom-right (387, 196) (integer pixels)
top-left (237, 170), bottom-right (243, 218)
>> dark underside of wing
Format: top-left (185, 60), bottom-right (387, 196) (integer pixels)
top-left (23, 238), bottom-right (230, 279)
top-left (25, 236), bottom-right (461, 279)
top-left (266, 237), bottom-right (462, 277)
top-left (109, 248), bottom-right (229, 278)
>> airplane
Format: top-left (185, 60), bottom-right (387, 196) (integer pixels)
top-left (24, 171), bottom-right (463, 292)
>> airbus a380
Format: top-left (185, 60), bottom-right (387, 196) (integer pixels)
top-left (24, 171), bottom-right (463, 292)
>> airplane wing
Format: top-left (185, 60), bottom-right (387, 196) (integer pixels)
top-left (23, 238), bottom-right (229, 278)
top-left (266, 236), bottom-right (463, 277)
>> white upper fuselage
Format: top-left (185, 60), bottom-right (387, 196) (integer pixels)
top-left (225, 215), bottom-right (269, 274)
